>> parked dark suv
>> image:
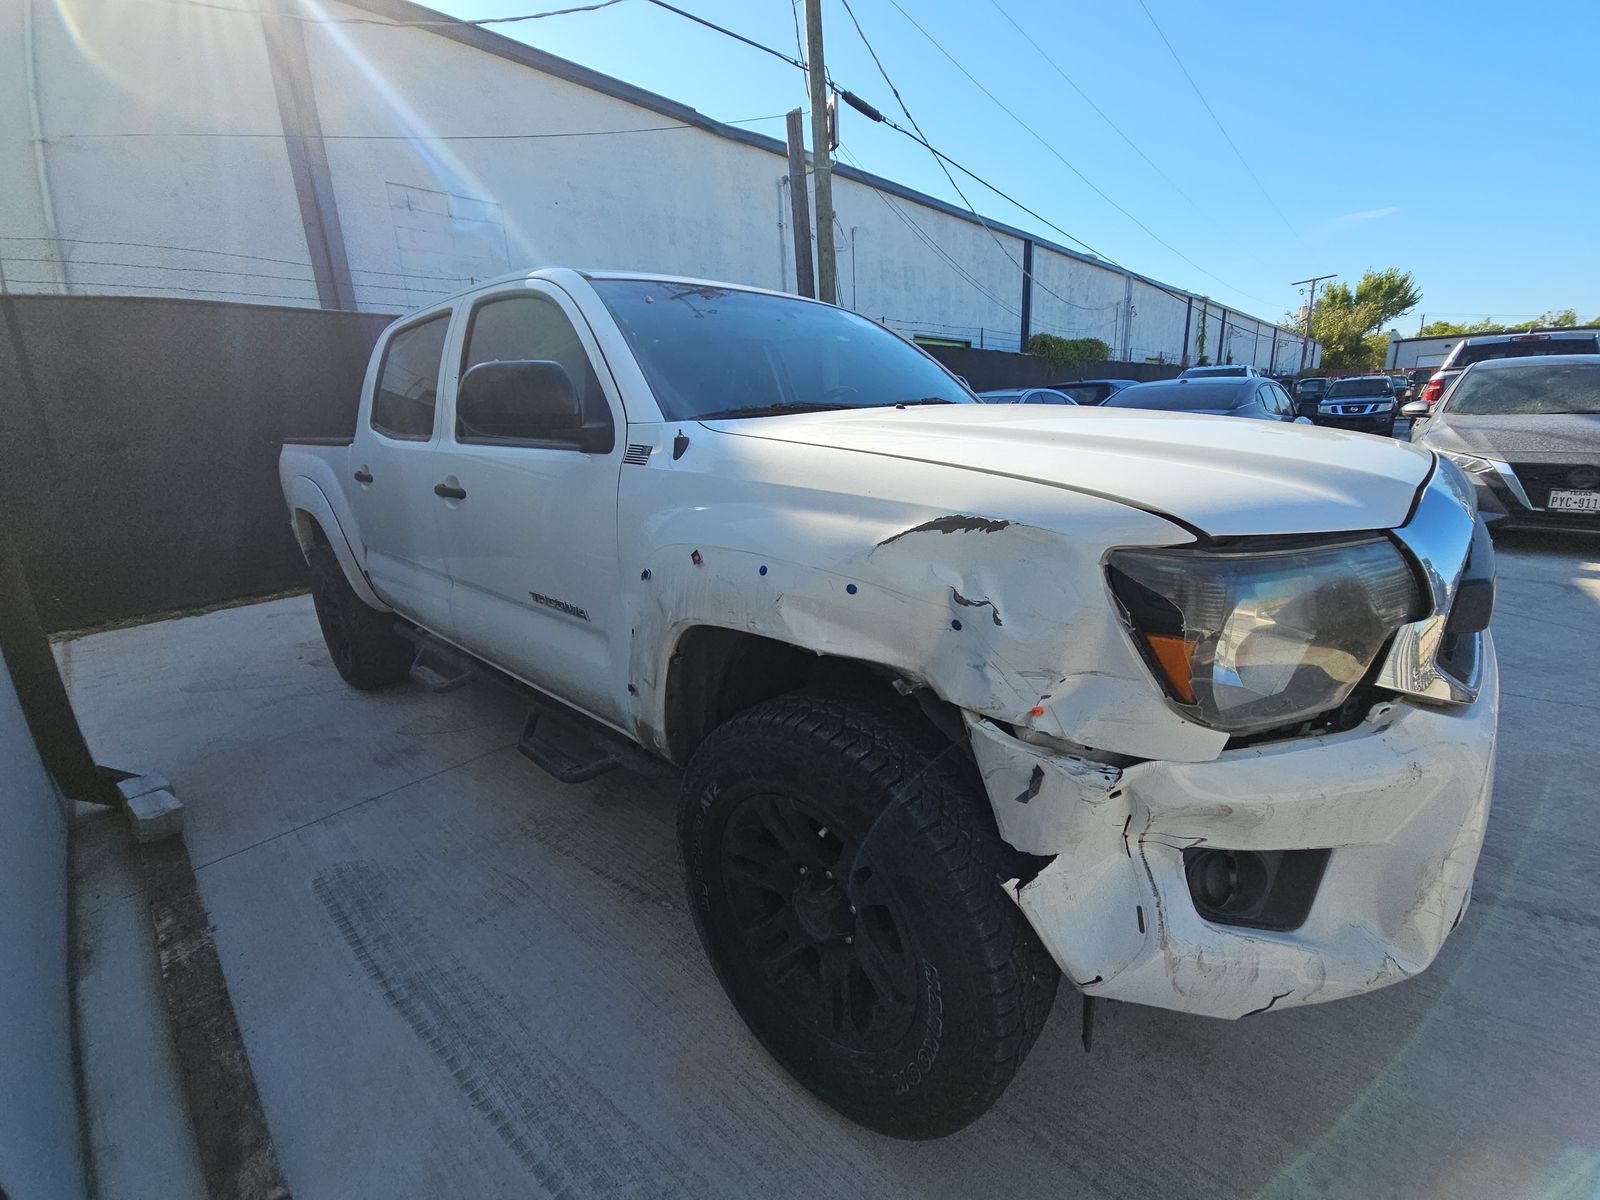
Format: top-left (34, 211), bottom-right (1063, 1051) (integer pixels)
top-left (1293, 376), bottom-right (1330, 415)
top-left (1314, 375), bottom-right (1398, 436)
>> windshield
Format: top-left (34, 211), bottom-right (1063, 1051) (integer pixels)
top-left (591, 279), bottom-right (975, 420)
top-left (1297, 379), bottom-right (1326, 392)
top-left (1446, 361), bottom-right (1600, 416)
top-left (1326, 378), bottom-right (1391, 398)
top-left (1107, 381), bottom-right (1248, 411)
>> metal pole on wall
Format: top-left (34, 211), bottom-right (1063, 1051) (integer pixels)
top-left (1180, 296), bottom-right (1193, 366)
top-left (1019, 239), bottom-right (1033, 349)
top-left (804, 0), bottom-right (838, 305)
top-left (784, 109), bottom-right (816, 299)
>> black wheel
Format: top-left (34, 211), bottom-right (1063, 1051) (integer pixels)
top-left (679, 690), bottom-right (1059, 1139)
top-left (306, 543), bottom-right (413, 690)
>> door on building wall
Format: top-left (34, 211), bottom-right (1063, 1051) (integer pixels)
top-left (347, 310), bottom-right (457, 635)
top-left (430, 284), bottom-right (626, 728)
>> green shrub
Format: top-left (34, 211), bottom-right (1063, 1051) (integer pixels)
top-left (1025, 333), bottom-right (1112, 370)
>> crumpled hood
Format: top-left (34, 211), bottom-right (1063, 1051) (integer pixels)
top-left (706, 404), bottom-right (1434, 537)
top-left (1420, 412), bottom-right (1600, 459)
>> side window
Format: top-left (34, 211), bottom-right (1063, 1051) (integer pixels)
top-left (459, 294), bottom-right (609, 445)
top-left (371, 314), bottom-right (450, 440)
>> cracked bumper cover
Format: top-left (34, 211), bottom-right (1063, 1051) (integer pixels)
top-left (967, 634), bottom-right (1498, 1020)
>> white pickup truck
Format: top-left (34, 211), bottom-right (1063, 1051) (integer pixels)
top-left (280, 269), bottom-right (1499, 1138)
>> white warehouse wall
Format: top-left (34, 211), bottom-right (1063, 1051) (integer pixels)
top-left (1, 0), bottom-right (321, 306)
top-left (0, 0), bottom-right (1312, 366)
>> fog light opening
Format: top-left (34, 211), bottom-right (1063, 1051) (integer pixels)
top-left (1182, 847), bottom-right (1331, 933)
top-left (1191, 850), bottom-right (1239, 910)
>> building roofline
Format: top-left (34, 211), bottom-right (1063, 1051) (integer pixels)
top-left (329, 0), bottom-right (1300, 334)
top-left (1388, 325), bottom-right (1600, 347)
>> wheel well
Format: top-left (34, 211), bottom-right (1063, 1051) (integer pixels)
top-left (291, 508), bottom-right (331, 553)
top-left (664, 627), bottom-right (917, 764)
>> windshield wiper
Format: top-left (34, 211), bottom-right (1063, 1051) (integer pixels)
top-left (697, 402), bottom-right (849, 420)
top-left (892, 397), bottom-right (958, 408)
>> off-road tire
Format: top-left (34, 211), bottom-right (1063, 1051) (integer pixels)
top-left (679, 690), bottom-right (1059, 1139)
top-left (306, 544), bottom-right (413, 690)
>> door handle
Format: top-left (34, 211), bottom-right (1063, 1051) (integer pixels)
top-left (353, 469), bottom-right (373, 484)
top-left (434, 483), bottom-right (467, 500)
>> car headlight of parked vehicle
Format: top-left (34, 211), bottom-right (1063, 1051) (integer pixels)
top-left (1436, 449), bottom-right (1500, 478)
top-left (1107, 539), bottom-right (1423, 734)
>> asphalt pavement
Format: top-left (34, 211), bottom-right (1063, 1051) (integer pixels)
top-left (59, 529), bottom-right (1600, 1200)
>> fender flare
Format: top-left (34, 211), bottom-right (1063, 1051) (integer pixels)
top-left (284, 476), bottom-right (392, 612)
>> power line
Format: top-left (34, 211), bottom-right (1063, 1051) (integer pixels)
top-left (642, 0), bottom-right (805, 70)
top-left (836, 145), bottom-right (1019, 317)
top-left (1, 255), bottom-right (457, 295)
top-left (837, 0), bottom-right (1115, 320)
top-left (0, 235), bottom-right (472, 281)
top-left (1132, 0), bottom-right (1293, 234)
top-left (877, 0), bottom-right (1263, 304)
top-left (983, 0), bottom-right (1205, 216)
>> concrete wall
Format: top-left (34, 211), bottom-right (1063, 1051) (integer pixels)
top-left (0, 0), bottom-right (1312, 367)
top-left (924, 345), bottom-right (1180, 390)
top-left (1, 294), bottom-right (389, 630)
top-left (0, 651), bottom-right (86, 1200)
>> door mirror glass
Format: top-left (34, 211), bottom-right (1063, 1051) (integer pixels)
top-left (457, 360), bottom-right (582, 443)
top-left (1401, 400), bottom-right (1431, 419)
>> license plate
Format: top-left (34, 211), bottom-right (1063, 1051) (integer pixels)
top-left (1548, 489), bottom-right (1600, 512)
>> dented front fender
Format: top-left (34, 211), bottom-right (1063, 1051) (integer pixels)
top-left (619, 425), bottom-right (1225, 762)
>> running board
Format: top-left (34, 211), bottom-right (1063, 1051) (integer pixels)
top-left (408, 639), bottom-right (474, 693)
top-left (517, 709), bottom-right (622, 784)
top-left (397, 626), bottom-right (678, 785)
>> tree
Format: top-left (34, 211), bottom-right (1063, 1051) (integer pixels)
top-left (1418, 309), bottom-right (1595, 338)
top-left (1299, 268), bottom-right (1421, 370)
top-left (1353, 268), bottom-right (1423, 331)
top-left (1025, 333), bottom-right (1112, 370)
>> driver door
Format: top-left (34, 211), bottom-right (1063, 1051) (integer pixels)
top-left (431, 284), bottom-right (628, 727)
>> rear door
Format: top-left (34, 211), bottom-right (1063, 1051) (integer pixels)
top-left (431, 283), bottom-right (628, 726)
top-left (348, 311), bottom-right (456, 634)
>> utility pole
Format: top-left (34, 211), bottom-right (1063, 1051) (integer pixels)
top-left (783, 109), bottom-right (815, 299)
top-left (1292, 273), bottom-right (1335, 373)
top-left (804, 0), bottom-right (837, 304)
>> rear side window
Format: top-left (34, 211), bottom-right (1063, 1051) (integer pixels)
top-left (371, 315), bottom-right (450, 440)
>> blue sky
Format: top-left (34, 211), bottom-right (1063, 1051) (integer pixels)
top-left (431, 0), bottom-right (1600, 328)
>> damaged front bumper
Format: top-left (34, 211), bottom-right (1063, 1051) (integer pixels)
top-left (968, 636), bottom-right (1498, 1020)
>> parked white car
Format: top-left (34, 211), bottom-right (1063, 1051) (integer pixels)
top-left (280, 269), bottom-right (1499, 1138)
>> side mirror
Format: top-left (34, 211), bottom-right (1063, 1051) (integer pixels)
top-left (457, 359), bottom-right (586, 444)
top-left (1401, 400), bottom-right (1431, 419)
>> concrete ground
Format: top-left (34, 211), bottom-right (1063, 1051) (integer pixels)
top-left (60, 531), bottom-right (1600, 1200)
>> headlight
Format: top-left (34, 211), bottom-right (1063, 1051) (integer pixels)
top-left (1438, 450), bottom-right (1496, 476)
top-left (1107, 539), bottom-right (1422, 735)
